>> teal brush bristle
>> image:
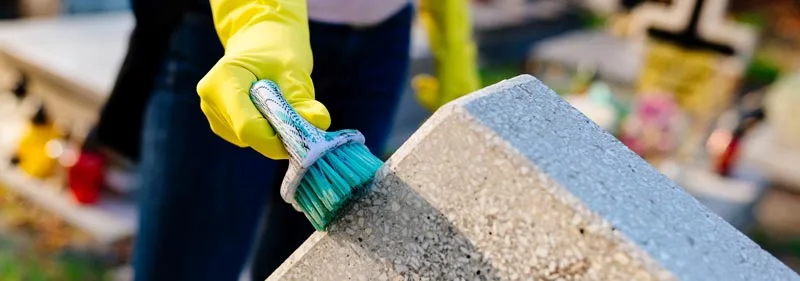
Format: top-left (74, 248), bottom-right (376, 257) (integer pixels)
top-left (295, 143), bottom-right (383, 230)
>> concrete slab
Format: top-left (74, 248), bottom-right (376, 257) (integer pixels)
top-left (0, 12), bottom-right (133, 105)
top-left (267, 75), bottom-right (798, 281)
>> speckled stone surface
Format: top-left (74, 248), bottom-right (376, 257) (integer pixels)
top-left (267, 75), bottom-right (799, 281)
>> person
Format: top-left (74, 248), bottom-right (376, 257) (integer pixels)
top-left (92, 0), bottom-right (480, 280)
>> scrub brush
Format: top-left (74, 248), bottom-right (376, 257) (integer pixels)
top-left (249, 80), bottom-right (383, 231)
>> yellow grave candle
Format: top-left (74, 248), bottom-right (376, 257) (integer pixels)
top-left (17, 106), bottom-right (60, 179)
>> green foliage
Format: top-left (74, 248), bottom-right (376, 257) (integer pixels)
top-left (0, 251), bottom-right (24, 281)
top-left (745, 54), bottom-right (782, 86)
top-left (479, 64), bottom-right (524, 87)
top-left (0, 237), bottom-right (109, 281)
top-left (733, 12), bottom-right (767, 30)
top-left (57, 254), bottom-right (109, 281)
top-left (577, 10), bottom-right (607, 29)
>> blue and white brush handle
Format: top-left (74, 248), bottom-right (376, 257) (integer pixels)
top-left (249, 80), bottom-right (365, 210)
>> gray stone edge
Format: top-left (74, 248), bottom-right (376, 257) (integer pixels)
top-left (461, 74), bottom-right (799, 281)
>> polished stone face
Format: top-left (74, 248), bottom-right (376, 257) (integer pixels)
top-left (267, 75), bottom-right (798, 281)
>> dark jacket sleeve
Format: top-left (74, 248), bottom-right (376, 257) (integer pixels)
top-left (92, 0), bottom-right (192, 162)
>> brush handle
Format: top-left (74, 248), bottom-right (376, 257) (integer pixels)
top-left (248, 80), bottom-right (365, 169)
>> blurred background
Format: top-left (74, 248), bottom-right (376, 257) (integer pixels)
top-left (2, 0), bottom-right (800, 280)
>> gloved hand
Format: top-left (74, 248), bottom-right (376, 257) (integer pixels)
top-left (414, 0), bottom-right (481, 112)
top-left (197, 0), bottom-right (331, 159)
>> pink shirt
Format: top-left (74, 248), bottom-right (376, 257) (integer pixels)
top-left (307, 0), bottom-right (410, 27)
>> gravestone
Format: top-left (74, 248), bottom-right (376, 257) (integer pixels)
top-left (266, 75), bottom-right (798, 281)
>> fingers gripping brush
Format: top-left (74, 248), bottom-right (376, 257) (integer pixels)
top-left (249, 80), bottom-right (383, 231)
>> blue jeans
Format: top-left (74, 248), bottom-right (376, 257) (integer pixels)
top-left (133, 6), bottom-right (412, 281)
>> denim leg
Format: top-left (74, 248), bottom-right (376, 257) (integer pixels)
top-left (248, 5), bottom-right (413, 280)
top-left (313, 5), bottom-right (413, 157)
top-left (132, 13), bottom-right (281, 281)
top-left (246, 161), bottom-right (314, 280)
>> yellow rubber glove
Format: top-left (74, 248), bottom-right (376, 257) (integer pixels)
top-left (197, 0), bottom-right (331, 159)
top-left (414, 0), bottom-right (481, 112)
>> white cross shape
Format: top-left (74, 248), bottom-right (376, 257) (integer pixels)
top-left (629, 0), bottom-right (757, 61)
